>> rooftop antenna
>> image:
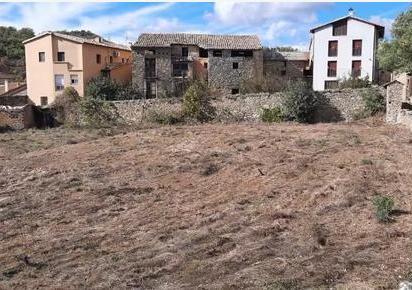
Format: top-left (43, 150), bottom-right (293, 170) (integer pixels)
top-left (348, 7), bottom-right (355, 17)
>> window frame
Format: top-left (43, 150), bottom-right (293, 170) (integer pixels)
top-left (352, 39), bottom-right (362, 56)
top-left (328, 40), bottom-right (338, 57)
top-left (57, 52), bottom-right (65, 62)
top-left (70, 74), bottom-right (79, 85)
top-left (327, 61), bottom-right (337, 77)
top-left (96, 54), bottom-right (101, 64)
top-left (233, 62), bottom-right (239, 69)
top-left (213, 50), bottom-right (222, 57)
top-left (352, 60), bottom-right (362, 78)
top-left (40, 96), bottom-right (48, 106)
top-left (332, 20), bottom-right (347, 36)
top-left (38, 52), bottom-right (45, 62)
top-left (54, 74), bottom-right (64, 91)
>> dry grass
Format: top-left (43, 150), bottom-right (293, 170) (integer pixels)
top-left (2, 118), bottom-right (412, 289)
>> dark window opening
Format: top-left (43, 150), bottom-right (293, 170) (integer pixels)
top-left (173, 63), bottom-right (189, 77)
top-left (199, 48), bottom-right (208, 58)
top-left (327, 61), bottom-right (337, 77)
top-left (231, 88), bottom-right (239, 94)
top-left (280, 70), bottom-right (286, 76)
top-left (352, 60), bottom-right (361, 78)
top-left (40, 96), bottom-right (48, 106)
top-left (57, 52), bottom-right (65, 62)
top-left (145, 58), bottom-right (156, 78)
top-left (333, 20), bottom-right (347, 36)
top-left (181, 47), bottom-right (188, 57)
top-left (38, 52), bottom-right (45, 62)
top-left (146, 81), bottom-right (156, 99)
top-left (352, 40), bottom-right (362, 56)
top-left (233, 62), bottom-right (239, 69)
top-left (231, 50), bottom-right (253, 57)
top-left (213, 50), bottom-right (222, 57)
top-left (203, 63), bottom-right (208, 69)
top-left (96, 54), bottom-right (101, 64)
top-left (109, 56), bottom-right (113, 63)
top-left (328, 40), bottom-right (338, 57)
top-left (325, 81), bottom-right (339, 90)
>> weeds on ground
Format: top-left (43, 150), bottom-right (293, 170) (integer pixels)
top-left (260, 106), bottom-right (283, 123)
top-left (373, 195), bottom-right (395, 223)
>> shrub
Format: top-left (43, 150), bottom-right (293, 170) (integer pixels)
top-left (85, 76), bottom-right (121, 101)
top-left (373, 195), bottom-right (394, 222)
top-left (182, 81), bottom-right (215, 122)
top-left (241, 76), bottom-right (287, 94)
top-left (146, 108), bottom-right (184, 125)
top-left (282, 81), bottom-right (319, 123)
top-left (78, 97), bottom-right (121, 128)
top-left (52, 86), bottom-right (81, 126)
top-left (260, 106), bottom-right (283, 123)
top-left (361, 87), bottom-right (386, 116)
top-left (339, 75), bottom-right (371, 89)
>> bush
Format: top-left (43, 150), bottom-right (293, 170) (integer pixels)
top-left (182, 81), bottom-right (215, 122)
top-left (85, 76), bottom-right (121, 101)
top-left (52, 87), bottom-right (81, 126)
top-left (373, 195), bottom-right (394, 222)
top-left (78, 97), bottom-right (121, 128)
top-left (260, 106), bottom-right (283, 123)
top-left (339, 75), bottom-right (371, 89)
top-left (282, 81), bottom-right (319, 123)
top-left (146, 109), bottom-right (184, 125)
top-left (361, 87), bottom-right (386, 116)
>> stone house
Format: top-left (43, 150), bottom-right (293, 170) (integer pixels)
top-left (385, 73), bottom-right (412, 124)
top-left (23, 31), bottom-right (132, 106)
top-left (263, 50), bottom-right (312, 81)
top-left (131, 33), bottom-right (263, 98)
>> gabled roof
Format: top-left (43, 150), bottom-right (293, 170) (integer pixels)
top-left (23, 31), bottom-right (131, 51)
top-left (310, 15), bottom-right (385, 38)
top-left (133, 33), bottom-right (262, 50)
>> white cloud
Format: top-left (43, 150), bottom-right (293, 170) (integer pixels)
top-left (369, 15), bottom-right (394, 37)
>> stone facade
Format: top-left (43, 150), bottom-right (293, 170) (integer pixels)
top-left (0, 105), bottom-right (35, 130)
top-left (112, 88), bottom-right (375, 124)
top-left (386, 81), bottom-right (404, 123)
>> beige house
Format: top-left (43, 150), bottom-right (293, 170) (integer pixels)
top-left (23, 32), bottom-right (132, 106)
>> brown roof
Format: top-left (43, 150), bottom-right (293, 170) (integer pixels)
top-left (310, 15), bottom-right (385, 38)
top-left (133, 33), bottom-right (262, 50)
top-left (23, 31), bottom-right (131, 51)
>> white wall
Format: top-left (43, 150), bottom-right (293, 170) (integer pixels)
top-left (312, 19), bottom-right (377, 91)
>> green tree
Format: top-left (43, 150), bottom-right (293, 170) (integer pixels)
top-left (57, 30), bottom-right (100, 39)
top-left (377, 6), bottom-right (412, 73)
top-left (0, 26), bottom-right (35, 60)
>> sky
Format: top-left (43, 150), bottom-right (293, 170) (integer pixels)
top-left (0, 2), bottom-right (410, 51)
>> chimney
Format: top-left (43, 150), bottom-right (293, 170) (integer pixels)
top-left (94, 36), bottom-right (102, 43)
top-left (348, 8), bottom-right (355, 17)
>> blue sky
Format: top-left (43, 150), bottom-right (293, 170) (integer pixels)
top-left (0, 2), bottom-right (410, 50)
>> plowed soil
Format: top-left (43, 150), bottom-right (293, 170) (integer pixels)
top-left (2, 119), bottom-right (412, 289)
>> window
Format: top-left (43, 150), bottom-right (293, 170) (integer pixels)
top-left (122, 58), bottom-right (125, 63)
top-left (231, 88), bottom-right (239, 95)
top-left (57, 52), bottom-right (65, 62)
top-left (203, 63), bottom-right (208, 69)
top-left (325, 81), bottom-right (339, 90)
top-left (145, 80), bottom-right (156, 98)
top-left (54, 74), bottom-right (64, 91)
top-left (327, 61), bottom-right (337, 77)
top-left (145, 58), bottom-right (156, 78)
top-left (109, 56), bottom-right (113, 63)
top-left (233, 62), bottom-right (239, 69)
top-left (70, 74), bottom-right (79, 85)
top-left (96, 54), bottom-right (101, 64)
top-left (231, 50), bottom-right (253, 57)
top-left (333, 20), bottom-right (347, 36)
top-left (38, 52), bottom-right (45, 62)
top-left (181, 47), bottom-right (188, 57)
top-left (280, 70), bottom-right (286, 76)
top-left (352, 40), bottom-right (362, 56)
top-left (40, 96), bottom-right (48, 106)
top-left (173, 63), bottom-right (189, 77)
top-left (213, 50), bottom-right (222, 57)
top-left (352, 60), bottom-right (361, 78)
top-left (199, 48), bottom-right (208, 58)
top-left (328, 40), bottom-right (338, 57)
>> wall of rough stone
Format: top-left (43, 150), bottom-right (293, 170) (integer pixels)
top-left (112, 88), bottom-right (377, 124)
top-left (386, 81), bottom-right (404, 123)
top-left (208, 49), bottom-right (263, 94)
top-left (0, 95), bottom-right (29, 106)
top-left (0, 105), bottom-right (35, 130)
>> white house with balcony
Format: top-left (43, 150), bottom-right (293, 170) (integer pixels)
top-left (309, 9), bottom-right (385, 91)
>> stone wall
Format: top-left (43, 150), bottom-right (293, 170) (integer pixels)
top-left (208, 50), bottom-right (263, 94)
top-left (0, 95), bottom-right (29, 106)
top-left (0, 105), bottom-right (35, 130)
top-left (112, 88), bottom-right (376, 124)
top-left (386, 81), bottom-right (404, 123)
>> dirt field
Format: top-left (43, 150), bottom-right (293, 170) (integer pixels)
top-left (2, 119), bottom-right (412, 289)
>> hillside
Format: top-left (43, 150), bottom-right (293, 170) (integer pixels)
top-left (1, 120), bottom-right (412, 289)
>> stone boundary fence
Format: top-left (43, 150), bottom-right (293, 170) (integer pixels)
top-left (112, 88), bottom-right (384, 124)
